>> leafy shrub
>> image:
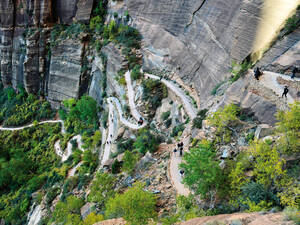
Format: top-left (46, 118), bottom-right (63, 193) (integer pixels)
top-left (111, 159), bottom-right (122, 174)
top-left (130, 65), bottom-right (142, 80)
top-left (0, 123), bottom-right (62, 223)
top-left (171, 123), bottom-right (185, 137)
top-left (122, 150), bottom-right (140, 175)
top-left (180, 140), bottom-right (229, 200)
top-left (164, 118), bottom-right (172, 128)
top-left (239, 181), bottom-right (279, 210)
top-left (83, 213), bottom-right (104, 225)
top-left (0, 86), bottom-right (54, 127)
top-left (61, 95), bottom-right (99, 134)
top-left (46, 187), bottom-right (61, 205)
top-left (283, 12), bottom-right (300, 35)
top-left (88, 172), bottom-right (116, 208)
top-left (249, 140), bottom-right (286, 188)
top-left (50, 195), bottom-right (84, 224)
top-left (246, 132), bottom-right (254, 142)
top-left (208, 104), bottom-right (239, 143)
top-left (105, 182), bottom-right (157, 225)
top-left (133, 129), bottom-right (160, 154)
top-left (192, 109), bottom-right (208, 129)
top-left (116, 138), bottom-right (134, 154)
top-left (242, 199), bottom-right (272, 212)
top-left (142, 79), bottom-right (168, 113)
top-left (230, 60), bottom-right (251, 83)
top-left (161, 111), bottom-right (171, 121)
top-left (276, 102), bottom-right (300, 154)
top-left (79, 150), bottom-right (98, 175)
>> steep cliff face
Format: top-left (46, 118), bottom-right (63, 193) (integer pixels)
top-left (125, 0), bottom-right (264, 102)
top-left (0, 0), bottom-right (298, 111)
top-left (0, 0), bottom-right (93, 97)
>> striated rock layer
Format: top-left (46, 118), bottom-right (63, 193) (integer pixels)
top-left (0, 0), bottom-right (298, 109)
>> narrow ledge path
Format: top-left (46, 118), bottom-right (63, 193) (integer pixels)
top-left (260, 71), bottom-right (300, 104)
top-left (145, 73), bottom-right (197, 119)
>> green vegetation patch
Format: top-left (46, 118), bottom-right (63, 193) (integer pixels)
top-left (0, 85), bottom-right (54, 127)
top-left (105, 182), bottom-right (157, 225)
top-left (59, 95), bottom-right (99, 134)
top-left (142, 79), bottom-right (168, 113)
top-left (0, 123), bottom-right (62, 224)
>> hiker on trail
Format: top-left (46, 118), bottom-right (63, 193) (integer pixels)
top-left (282, 86), bottom-right (289, 98)
top-left (173, 148), bottom-right (177, 155)
top-left (254, 67), bottom-right (263, 80)
top-left (179, 148), bottom-right (183, 157)
top-left (179, 170), bottom-right (185, 177)
top-left (292, 67), bottom-right (298, 79)
top-left (138, 117), bottom-right (143, 125)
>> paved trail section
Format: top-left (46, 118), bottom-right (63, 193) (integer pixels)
top-left (0, 120), bottom-right (65, 133)
top-left (145, 73), bottom-right (197, 119)
top-left (55, 135), bottom-right (84, 162)
top-left (260, 71), bottom-right (300, 104)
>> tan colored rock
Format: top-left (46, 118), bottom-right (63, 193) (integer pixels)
top-left (180, 212), bottom-right (293, 225)
top-left (94, 218), bottom-right (126, 225)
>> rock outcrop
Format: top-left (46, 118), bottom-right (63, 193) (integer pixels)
top-left (126, 0), bottom-right (264, 101)
top-left (257, 27), bottom-right (300, 73)
top-left (48, 39), bottom-right (84, 106)
top-left (0, 0), bottom-right (299, 108)
top-left (180, 212), bottom-right (293, 225)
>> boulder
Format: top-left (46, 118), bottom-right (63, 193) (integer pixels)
top-left (136, 152), bottom-right (156, 170)
top-left (220, 146), bottom-right (231, 159)
top-left (237, 136), bottom-right (247, 146)
top-left (80, 202), bottom-right (95, 219)
top-left (255, 124), bottom-right (273, 139)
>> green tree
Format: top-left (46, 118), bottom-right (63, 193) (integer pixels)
top-left (105, 182), bottom-right (157, 225)
top-left (208, 103), bottom-right (239, 143)
top-left (180, 140), bottom-right (228, 202)
top-left (133, 129), bottom-right (160, 154)
top-left (122, 150), bottom-right (140, 175)
top-left (249, 140), bottom-right (286, 188)
top-left (88, 172), bottom-right (116, 208)
top-left (130, 65), bottom-right (142, 80)
top-left (83, 212), bottom-right (104, 225)
top-left (51, 195), bottom-right (84, 224)
top-left (276, 102), bottom-right (300, 154)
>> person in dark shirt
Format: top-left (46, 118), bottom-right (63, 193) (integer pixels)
top-left (282, 86), bottom-right (289, 98)
top-left (254, 67), bottom-right (263, 80)
top-left (291, 67), bottom-right (298, 79)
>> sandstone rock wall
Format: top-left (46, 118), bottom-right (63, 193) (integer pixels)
top-left (0, 0), bottom-right (298, 108)
top-left (0, 0), bottom-right (94, 98)
top-left (47, 39), bottom-right (84, 106)
top-left (126, 0), bottom-right (264, 102)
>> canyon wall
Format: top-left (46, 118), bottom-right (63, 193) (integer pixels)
top-left (0, 0), bottom-right (298, 107)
